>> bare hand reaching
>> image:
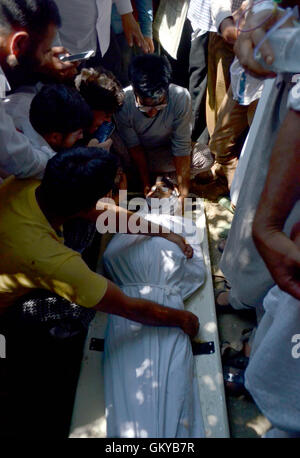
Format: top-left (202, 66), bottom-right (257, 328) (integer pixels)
top-left (253, 228), bottom-right (300, 301)
top-left (121, 13), bottom-right (150, 54)
top-left (39, 46), bottom-right (79, 82)
top-left (220, 18), bottom-right (238, 44)
top-left (165, 233), bottom-right (194, 259)
top-left (88, 138), bottom-right (113, 151)
top-left (144, 36), bottom-right (155, 53)
top-left (180, 310), bottom-right (200, 338)
top-left (234, 7), bottom-right (296, 78)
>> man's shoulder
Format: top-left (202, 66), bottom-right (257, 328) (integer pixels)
top-left (168, 84), bottom-right (191, 113)
top-left (0, 176), bottom-right (37, 199)
top-left (169, 84), bottom-right (190, 99)
top-left (0, 178), bottom-right (43, 232)
top-left (116, 85), bottom-right (136, 121)
top-left (0, 177), bottom-right (78, 270)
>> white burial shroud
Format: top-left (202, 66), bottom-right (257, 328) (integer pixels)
top-left (103, 209), bottom-right (206, 438)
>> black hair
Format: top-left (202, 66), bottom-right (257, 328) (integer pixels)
top-left (0, 0), bottom-right (61, 36)
top-left (128, 54), bottom-right (172, 100)
top-left (75, 67), bottom-right (124, 114)
top-left (40, 147), bottom-right (118, 217)
top-left (157, 176), bottom-right (175, 191)
top-left (29, 84), bottom-right (93, 136)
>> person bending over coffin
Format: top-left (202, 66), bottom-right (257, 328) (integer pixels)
top-left (0, 149), bottom-right (199, 437)
top-left (115, 54), bottom-right (206, 202)
top-left (103, 177), bottom-right (206, 438)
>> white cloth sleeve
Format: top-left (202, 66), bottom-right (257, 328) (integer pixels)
top-left (252, 0), bottom-right (274, 14)
top-left (0, 100), bottom-right (53, 179)
top-left (210, 0), bottom-right (232, 32)
top-left (114, 0), bottom-right (133, 15)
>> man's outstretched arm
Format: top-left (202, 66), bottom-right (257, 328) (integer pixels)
top-left (94, 279), bottom-right (199, 338)
top-left (252, 108), bottom-right (300, 299)
top-left (83, 200), bottom-right (194, 258)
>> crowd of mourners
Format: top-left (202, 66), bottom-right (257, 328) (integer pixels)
top-left (0, 0), bottom-right (299, 439)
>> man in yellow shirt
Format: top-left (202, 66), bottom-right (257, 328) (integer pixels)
top-left (0, 146), bottom-right (198, 330)
top-left (0, 146), bottom-right (199, 437)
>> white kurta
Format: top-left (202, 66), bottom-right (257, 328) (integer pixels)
top-left (0, 69), bottom-right (54, 179)
top-left (103, 213), bottom-right (206, 438)
top-left (55, 0), bottom-right (132, 57)
top-left (245, 285), bottom-right (300, 435)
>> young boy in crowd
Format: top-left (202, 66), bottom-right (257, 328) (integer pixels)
top-left (75, 67), bottom-right (130, 185)
top-left (29, 84), bottom-right (93, 151)
top-left (3, 83), bottom-right (93, 181)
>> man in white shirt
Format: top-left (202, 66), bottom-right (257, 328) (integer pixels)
top-left (218, 1), bottom-right (300, 311)
top-left (0, 0), bottom-right (78, 179)
top-left (55, 0), bottom-right (149, 61)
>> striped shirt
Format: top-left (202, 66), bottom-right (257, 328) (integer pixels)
top-left (187, 0), bottom-right (244, 33)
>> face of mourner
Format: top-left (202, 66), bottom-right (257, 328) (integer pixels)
top-left (60, 129), bottom-right (84, 149)
top-left (33, 23), bottom-right (58, 69)
top-left (45, 128), bottom-right (84, 152)
top-left (135, 92), bottom-right (167, 118)
top-left (7, 23), bottom-right (58, 73)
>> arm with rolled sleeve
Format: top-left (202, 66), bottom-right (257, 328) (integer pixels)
top-left (114, 0), bottom-right (133, 15)
top-left (0, 100), bottom-right (54, 179)
top-left (211, 0), bottom-right (232, 32)
top-left (252, 82), bottom-right (300, 300)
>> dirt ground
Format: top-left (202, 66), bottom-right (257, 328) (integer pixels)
top-left (203, 197), bottom-right (271, 438)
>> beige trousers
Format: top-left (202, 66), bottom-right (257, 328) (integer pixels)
top-left (206, 33), bottom-right (235, 137)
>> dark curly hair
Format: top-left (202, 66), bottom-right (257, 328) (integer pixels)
top-left (75, 67), bottom-right (125, 114)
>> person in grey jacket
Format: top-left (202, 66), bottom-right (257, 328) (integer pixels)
top-left (116, 54), bottom-right (195, 203)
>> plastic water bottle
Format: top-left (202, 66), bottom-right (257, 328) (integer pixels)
top-left (254, 27), bottom-right (300, 74)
